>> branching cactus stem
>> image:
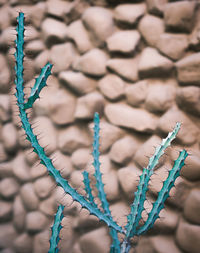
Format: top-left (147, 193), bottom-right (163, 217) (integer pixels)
top-left (14, 12), bottom-right (188, 253)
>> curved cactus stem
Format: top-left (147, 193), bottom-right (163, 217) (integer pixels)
top-left (125, 122), bottom-right (181, 239)
top-left (49, 204), bottom-right (64, 253)
top-left (136, 149), bottom-right (188, 235)
top-left (14, 12), bottom-right (124, 236)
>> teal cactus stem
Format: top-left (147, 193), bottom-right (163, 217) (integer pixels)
top-left (15, 12), bottom-right (25, 104)
top-left (92, 113), bottom-right (121, 253)
top-left (49, 205), bottom-right (65, 253)
top-left (136, 149), bottom-right (188, 235)
top-left (125, 122), bottom-right (181, 240)
top-left (14, 12), bottom-right (123, 235)
top-left (24, 62), bottom-right (52, 109)
top-left (82, 170), bottom-right (98, 208)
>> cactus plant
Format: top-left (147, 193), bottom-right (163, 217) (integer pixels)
top-left (14, 12), bottom-right (188, 253)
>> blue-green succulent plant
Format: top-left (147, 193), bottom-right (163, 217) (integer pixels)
top-left (14, 12), bottom-right (188, 253)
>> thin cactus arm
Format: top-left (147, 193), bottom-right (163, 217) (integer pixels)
top-left (136, 149), bottom-right (188, 235)
top-left (24, 62), bottom-right (52, 109)
top-left (125, 122), bottom-right (182, 240)
top-left (14, 11), bottom-right (124, 235)
top-left (93, 112), bottom-right (111, 215)
top-left (92, 112), bottom-right (121, 252)
top-left (82, 170), bottom-right (98, 208)
top-left (14, 12), bottom-right (25, 104)
top-left (49, 204), bottom-right (65, 253)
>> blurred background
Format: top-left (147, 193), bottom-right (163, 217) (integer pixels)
top-left (0, 0), bottom-right (200, 252)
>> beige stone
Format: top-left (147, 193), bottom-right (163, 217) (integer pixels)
top-left (184, 189), bottom-right (200, 224)
top-left (13, 195), bottom-right (26, 232)
top-left (47, 0), bottom-right (72, 18)
top-left (51, 150), bottom-right (73, 178)
top-left (0, 178), bottom-right (19, 199)
top-left (34, 176), bottom-right (55, 199)
top-left (58, 125), bottom-right (91, 154)
top-left (157, 33), bottom-right (188, 60)
top-left (50, 42), bottom-right (77, 73)
top-left (138, 15), bottom-right (165, 47)
top-left (103, 170), bottom-right (120, 201)
top-left (137, 235), bottom-right (182, 253)
top-left (176, 53), bottom-right (200, 86)
top-left (114, 3), bottom-right (146, 26)
top-left (2, 123), bottom-right (18, 152)
top-left (147, 0), bottom-right (168, 16)
top-left (117, 166), bottom-right (141, 197)
top-left (34, 50), bottom-right (50, 73)
top-left (105, 103), bottom-right (158, 133)
top-left (67, 20), bottom-right (93, 53)
top-left (41, 18), bottom-right (68, 47)
top-left (0, 161), bottom-right (13, 178)
top-left (26, 211), bottom-right (49, 232)
top-left (157, 106), bottom-right (200, 145)
top-left (109, 136), bottom-right (138, 164)
top-left (71, 148), bottom-right (91, 170)
top-left (13, 233), bottom-right (33, 253)
top-left (79, 227), bottom-right (111, 253)
top-left (0, 200), bottom-right (12, 221)
top-left (75, 92), bottom-right (104, 120)
top-left (164, 1), bottom-right (197, 33)
top-left (145, 84), bottom-right (176, 113)
top-left (180, 150), bottom-right (200, 181)
top-left (48, 88), bottom-right (76, 126)
top-left (138, 47), bottom-right (174, 78)
top-left (176, 217), bottom-right (200, 253)
top-left (106, 30), bottom-right (140, 54)
top-left (110, 201), bottom-right (130, 227)
top-left (0, 54), bottom-right (10, 93)
top-left (32, 116), bottom-right (57, 155)
top-left (82, 7), bottom-right (114, 47)
top-left (125, 80), bottom-right (148, 107)
top-left (176, 86), bottom-right (200, 116)
top-left (73, 48), bottom-right (108, 77)
top-left (30, 163), bottom-right (47, 180)
top-left (30, 2), bottom-right (46, 28)
top-left (0, 95), bottom-right (11, 123)
top-left (0, 223), bottom-right (17, 249)
top-left (39, 195), bottom-right (56, 217)
top-left (12, 152), bottom-right (31, 182)
top-left (20, 183), bottom-right (39, 211)
top-left (59, 71), bottom-right (97, 95)
top-left (25, 40), bottom-right (45, 57)
top-left (107, 57), bottom-right (139, 82)
top-left (98, 74), bottom-right (125, 101)
top-left (33, 230), bottom-right (50, 253)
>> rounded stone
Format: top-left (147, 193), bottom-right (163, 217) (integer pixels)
top-left (82, 7), bottom-right (114, 47)
top-left (26, 211), bottom-right (49, 233)
top-left (0, 177), bottom-right (19, 199)
top-left (176, 218), bottom-right (200, 253)
top-left (20, 183), bottom-right (39, 211)
top-left (98, 74), bottom-right (125, 101)
top-left (33, 176), bottom-right (55, 199)
top-left (184, 189), bottom-right (200, 224)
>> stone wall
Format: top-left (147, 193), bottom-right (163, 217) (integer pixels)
top-left (0, 0), bottom-right (200, 252)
